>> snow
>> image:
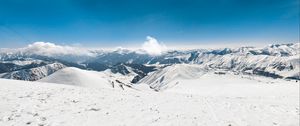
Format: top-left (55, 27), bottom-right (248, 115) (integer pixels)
top-left (38, 67), bottom-right (112, 88)
top-left (39, 67), bottom-right (134, 90)
top-left (0, 73), bottom-right (299, 126)
top-left (164, 72), bottom-right (299, 97)
top-left (0, 63), bottom-right (65, 81)
top-left (138, 64), bottom-right (207, 90)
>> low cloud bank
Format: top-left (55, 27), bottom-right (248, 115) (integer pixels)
top-left (6, 36), bottom-right (167, 56)
top-left (25, 42), bottom-right (95, 56)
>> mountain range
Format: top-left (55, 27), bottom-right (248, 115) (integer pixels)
top-left (0, 42), bottom-right (299, 88)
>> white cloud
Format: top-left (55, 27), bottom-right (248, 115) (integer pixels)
top-left (142, 36), bottom-right (167, 55)
top-left (24, 42), bottom-right (95, 56)
top-left (18, 38), bottom-right (167, 57)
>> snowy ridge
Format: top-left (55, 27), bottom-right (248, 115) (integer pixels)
top-left (39, 67), bottom-right (111, 88)
top-left (194, 52), bottom-right (300, 79)
top-left (0, 63), bottom-right (65, 81)
top-left (39, 67), bottom-right (135, 90)
top-left (205, 43), bottom-right (300, 56)
top-left (139, 60), bottom-right (299, 91)
top-left (139, 64), bottom-right (207, 90)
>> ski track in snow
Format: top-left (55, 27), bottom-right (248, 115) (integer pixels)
top-left (0, 78), bottom-right (299, 126)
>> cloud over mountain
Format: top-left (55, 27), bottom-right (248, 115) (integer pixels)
top-left (24, 42), bottom-right (95, 56)
top-left (142, 36), bottom-right (167, 55)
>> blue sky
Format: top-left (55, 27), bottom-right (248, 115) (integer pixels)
top-left (0, 0), bottom-right (299, 48)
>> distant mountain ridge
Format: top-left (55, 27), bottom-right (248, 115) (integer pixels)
top-left (0, 42), bottom-right (299, 82)
top-left (0, 63), bottom-right (65, 81)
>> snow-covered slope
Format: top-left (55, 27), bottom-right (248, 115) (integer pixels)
top-left (138, 64), bottom-right (207, 90)
top-left (39, 67), bottom-right (111, 88)
top-left (0, 77), bottom-right (299, 126)
top-left (164, 72), bottom-right (299, 96)
top-left (39, 67), bottom-right (134, 90)
top-left (139, 63), bottom-right (299, 91)
top-left (0, 63), bottom-right (65, 81)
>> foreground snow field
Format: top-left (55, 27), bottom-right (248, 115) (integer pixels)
top-left (0, 75), bottom-right (299, 126)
